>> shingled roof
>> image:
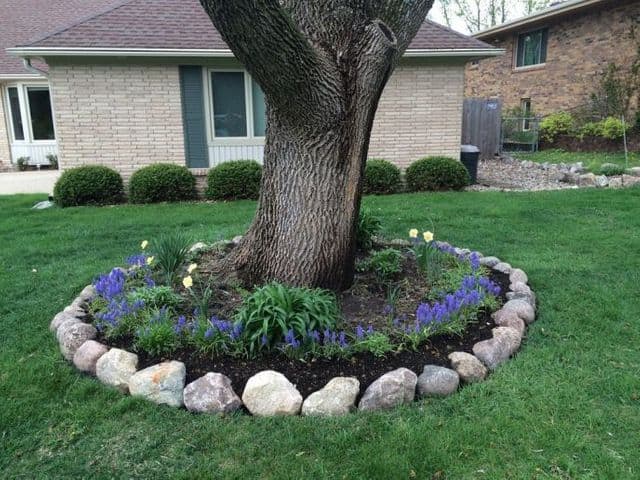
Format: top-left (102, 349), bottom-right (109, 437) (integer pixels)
top-left (0, 0), bottom-right (125, 75)
top-left (9, 0), bottom-right (496, 57)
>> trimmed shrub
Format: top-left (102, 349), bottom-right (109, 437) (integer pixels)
top-left (599, 164), bottom-right (626, 176)
top-left (54, 165), bottom-right (124, 207)
top-left (129, 164), bottom-right (197, 204)
top-left (206, 160), bottom-right (262, 200)
top-left (364, 159), bottom-right (402, 195)
top-left (405, 157), bottom-right (470, 192)
top-left (600, 117), bottom-right (626, 140)
top-left (540, 112), bottom-right (575, 143)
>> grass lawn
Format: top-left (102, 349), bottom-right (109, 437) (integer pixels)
top-left (516, 149), bottom-right (640, 173)
top-left (1, 189), bottom-right (639, 479)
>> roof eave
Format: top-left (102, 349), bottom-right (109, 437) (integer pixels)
top-left (473, 0), bottom-right (608, 40)
top-left (7, 46), bottom-right (504, 60)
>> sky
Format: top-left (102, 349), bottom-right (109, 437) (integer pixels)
top-left (428, 1), bottom-right (531, 34)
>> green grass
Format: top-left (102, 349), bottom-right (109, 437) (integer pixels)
top-left (516, 149), bottom-right (640, 173)
top-left (2, 190), bottom-right (640, 479)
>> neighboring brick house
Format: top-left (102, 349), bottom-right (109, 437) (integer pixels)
top-left (465, 0), bottom-right (640, 118)
top-left (4, 0), bottom-right (500, 176)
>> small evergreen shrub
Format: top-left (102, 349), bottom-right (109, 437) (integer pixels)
top-left (364, 159), bottom-right (401, 195)
top-left (54, 165), bottom-right (124, 207)
top-left (540, 112), bottom-right (575, 142)
top-left (129, 164), bottom-right (197, 204)
top-left (405, 157), bottom-right (470, 192)
top-left (206, 160), bottom-right (262, 200)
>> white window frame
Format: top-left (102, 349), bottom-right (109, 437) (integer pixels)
top-left (521, 99), bottom-right (532, 132)
top-left (203, 68), bottom-right (266, 146)
top-left (3, 81), bottom-right (56, 144)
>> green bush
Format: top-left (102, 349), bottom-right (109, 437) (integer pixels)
top-left (540, 112), bottom-right (575, 143)
top-left (405, 157), bottom-right (470, 192)
top-left (579, 121), bottom-right (604, 138)
top-left (206, 160), bottom-right (262, 200)
top-left (54, 166), bottom-right (124, 207)
top-left (364, 159), bottom-right (401, 195)
top-left (235, 282), bottom-right (340, 353)
top-left (356, 209), bottom-right (382, 252)
top-left (358, 248), bottom-right (404, 282)
top-left (598, 164), bottom-right (626, 176)
top-left (129, 164), bottom-right (197, 204)
top-left (600, 117), bottom-right (626, 140)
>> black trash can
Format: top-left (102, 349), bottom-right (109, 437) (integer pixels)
top-left (460, 145), bottom-right (480, 184)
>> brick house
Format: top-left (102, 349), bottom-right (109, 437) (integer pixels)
top-left (465, 0), bottom-right (640, 118)
top-left (2, 0), bottom-right (500, 176)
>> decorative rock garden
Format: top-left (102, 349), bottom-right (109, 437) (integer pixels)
top-left (50, 233), bottom-right (537, 417)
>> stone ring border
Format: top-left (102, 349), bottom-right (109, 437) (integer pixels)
top-left (50, 242), bottom-right (537, 417)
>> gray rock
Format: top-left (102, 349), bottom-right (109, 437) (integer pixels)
top-left (493, 308), bottom-right (526, 336)
top-left (506, 290), bottom-right (537, 309)
top-left (128, 361), bottom-right (186, 408)
top-left (50, 311), bottom-right (81, 332)
top-left (32, 200), bottom-right (55, 210)
top-left (472, 327), bottom-right (521, 370)
top-left (78, 285), bottom-right (97, 303)
top-left (302, 377), bottom-right (360, 416)
top-left (189, 242), bottom-right (207, 252)
top-left (388, 238), bottom-right (412, 247)
top-left (232, 235), bottom-right (243, 245)
top-left (358, 368), bottom-right (417, 412)
top-left (73, 340), bottom-right (108, 375)
top-left (242, 371), bottom-right (302, 416)
top-left (96, 348), bottom-right (139, 393)
top-left (448, 352), bottom-right (487, 383)
top-left (628, 167), bottom-right (640, 177)
top-left (184, 373), bottom-right (242, 415)
top-left (416, 366), bottom-right (459, 397)
top-left (509, 269), bottom-right (528, 285)
top-left (63, 304), bottom-right (88, 319)
top-left (479, 256), bottom-right (501, 267)
top-left (493, 262), bottom-right (512, 274)
top-left (503, 299), bottom-right (536, 324)
top-left (594, 175), bottom-right (609, 188)
top-left (609, 177), bottom-right (623, 188)
top-left (57, 322), bottom-right (97, 361)
top-left (579, 173), bottom-right (597, 187)
top-left (623, 175), bottom-right (640, 187)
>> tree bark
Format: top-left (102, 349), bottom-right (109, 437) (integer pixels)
top-left (200, 0), bottom-right (433, 291)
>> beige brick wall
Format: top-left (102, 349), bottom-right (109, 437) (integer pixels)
top-left (48, 63), bottom-right (185, 178)
top-left (465, 1), bottom-right (640, 116)
top-left (0, 86), bottom-right (11, 167)
top-left (370, 63), bottom-right (464, 169)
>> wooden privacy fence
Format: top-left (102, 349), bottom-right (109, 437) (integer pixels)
top-left (462, 98), bottom-right (502, 159)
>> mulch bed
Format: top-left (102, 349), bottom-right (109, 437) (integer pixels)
top-left (102, 269), bottom-right (510, 399)
top-left (541, 130), bottom-right (640, 152)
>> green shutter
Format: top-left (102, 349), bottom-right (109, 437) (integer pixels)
top-left (179, 66), bottom-right (209, 168)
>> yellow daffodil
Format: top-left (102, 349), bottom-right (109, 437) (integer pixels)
top-left (409, 229), bottom-right (419, 239)
top-left (141, 240), bottom-right (149, 250)
top-left (187, 263), bottom-right (198, 274)
top-left (146, 256), bottom-right (155, 265)
top-left (182, 276), bottom-right (193, 289)
top-left (423, 231), bottom-right (434, 243)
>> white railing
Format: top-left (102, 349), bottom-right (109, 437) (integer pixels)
top-left (209, 144), bottom-right (264, 167)
top-left (11, 142), bottom-right (58, 166)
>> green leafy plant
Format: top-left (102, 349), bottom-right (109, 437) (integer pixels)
top-left (235, 282), bottom-right (340, 353)
top-left (363, 159), bottom-right (402, 195)
top-left (539, 112), bottom-right (575, 143)
top-left (600, 117), bottom-right (626, 140)
top-left (578, 121), bottom-right (604, 139)
top-left (16, 157), bottom-right (29, 171)
top-left (53, 166), bottom-right (124, 208)
top-left (129, 164), bottom-right (197, 204)
top-left (127, 286), bottom-right (183, 310)
top-left (598, 164), bottom-right (627, 176)
top-left (153, 232), bottom-right (192, 286)
top-left (133, 308), bottom-right (179, 356)
top-left (352, 332), bottom-right (395, 357)
top-left (358, 248), bottom-right (403, 283)
top-left (46, 154), bottom-right (59, 170)
top-left (413, 241), bottom-right (447, 285)
top-left (405, 157), bottom-right (470, 192)
top-left (206, 160), bottom-right (262, 200)
top-left (356, 209), bottom-right (382, 252)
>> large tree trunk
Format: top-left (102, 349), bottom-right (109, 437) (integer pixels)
top-left (200, 0), bottom-right (434, 291)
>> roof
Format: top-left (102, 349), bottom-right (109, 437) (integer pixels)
top-left (474, 0), bottom-right (619, 40)
top-left (0, 0), bottom-right (125, 77)
top-left (7, 0), bottom-right (500, 59)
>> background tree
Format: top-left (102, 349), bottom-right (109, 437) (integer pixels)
top-left (199, 1), bottom-right (434, 291)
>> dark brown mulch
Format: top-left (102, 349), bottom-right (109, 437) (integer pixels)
top-left (102, 269), bottom-right (511, 399)
top-left (541, 130), bottom-right (640, 152)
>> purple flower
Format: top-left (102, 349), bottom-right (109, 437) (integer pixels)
top-left (356, 325), bottom-right (365, 339)
top-left (94, 268), bottom-right (126, 301)
top-left (382, 304), bottom-right (394, 316)
top-left (126, 254), bottom-right (147, 267)
top-left (470, 252), bottom-right (481, 271)
top-left (229, 323), bottom-right (243, 341)
top-left (284, 329), bottom-right (300, 349)
top-left (144, 276), bottom-right (156, 288)
top-left (338, 331), bottom-right (348, 348)
top-left (261, 334), bottom-right (268, 346)
top-left (204, 327), bottom-right (214, 339)
top-left (309, 330), bottom-right (321, 343)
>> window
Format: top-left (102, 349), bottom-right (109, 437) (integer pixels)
top-left (521, 99), bottom-right (532, 131)
top-left (26, 87), bottom-right (55, 140)
top-left (4, 84), bottom-right (55, 142)
top-left (516, 28), bottom-right (548, 68)
top-left (7, 87), bottom-right (24, 141)
top-left (210, 71), bottom-right (266, 139)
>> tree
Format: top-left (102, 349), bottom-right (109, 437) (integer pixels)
top-left (522, 0), bottom-right (550, 15)
top-left (200, 1), bottom-right (434, 291)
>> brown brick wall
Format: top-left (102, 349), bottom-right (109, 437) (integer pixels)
top-left (465, 1), bottom-right (640, 117)
top-left (48, 63), bottom-right (185, 178)
top-left (0, 86), bottom-right (11, 167)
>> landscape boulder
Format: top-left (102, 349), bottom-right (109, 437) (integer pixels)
top-left (128, 361), bottom-right (186, 408)
top-left (183, 373), bottom-right (242, 414)
top-left (73, 340), bottom-right (108, 375)
top-left (57, 321), bottom-right (97, 361)
top-left (242, 371), bottom-right (303, 416)
top-left (302, 377), bottom-right (360, 416)
top-left (358, 368), bottom-right (417, 412)
top-left (448, 352), bottom-right (487, 383)
top-left (96, 348), bottom-right (139, 393)
top-left (416, 366), bottom-right (459, 397)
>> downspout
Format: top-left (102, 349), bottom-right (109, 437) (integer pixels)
top-left (23, 58), bottom-right (48, 77)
